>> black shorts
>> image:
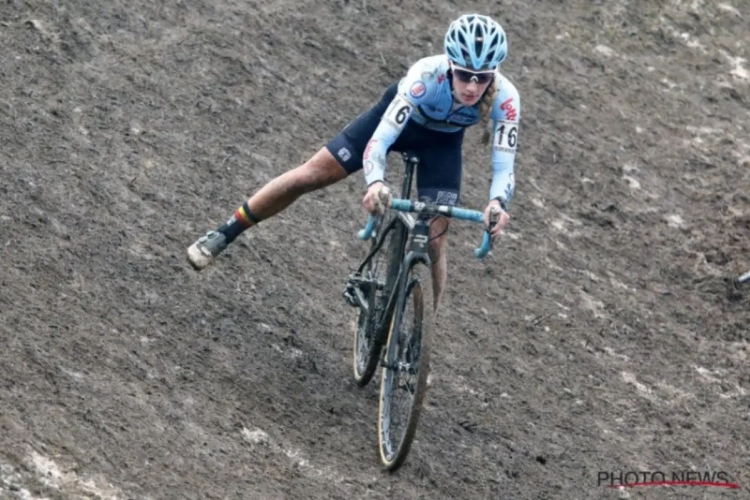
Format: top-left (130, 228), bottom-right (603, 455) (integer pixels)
top-left (326, 83), bottom-right (465, 206)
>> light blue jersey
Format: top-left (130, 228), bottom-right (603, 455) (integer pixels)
top-left (362, 55), bottom-right (520, 207)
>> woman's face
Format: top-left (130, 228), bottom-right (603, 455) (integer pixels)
top-left (450, 63), bottom-right (495, 106)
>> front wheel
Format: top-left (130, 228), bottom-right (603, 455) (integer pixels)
top-left (377, 259), bottom-right (434, 471)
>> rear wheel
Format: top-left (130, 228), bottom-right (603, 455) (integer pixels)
top-left (352, 214), bottom-right (406, 386)
top-left (377, 259), bottom-right (434, 471)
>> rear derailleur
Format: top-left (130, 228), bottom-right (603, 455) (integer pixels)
top-left (343, 273), bottom-right (376, 313)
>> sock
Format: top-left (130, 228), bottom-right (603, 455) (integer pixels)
top-left (217, 201), bottom-right (260, 244)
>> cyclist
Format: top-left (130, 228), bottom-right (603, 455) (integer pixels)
top-left (187, 14), bottom-right (521, 311)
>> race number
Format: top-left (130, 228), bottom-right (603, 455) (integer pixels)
top-left (383, 95), bottom-right (414, 128)
top-left (494, 121), bottom-right (519, 153)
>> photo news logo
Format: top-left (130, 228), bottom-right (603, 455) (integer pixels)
top-left (598, 470), bottom-right (740, 490)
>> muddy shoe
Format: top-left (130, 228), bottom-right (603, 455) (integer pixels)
top-left (187, 230), bottom-right (227, 270)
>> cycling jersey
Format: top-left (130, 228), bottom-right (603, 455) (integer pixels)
top-left (362, 55), bottom-right (520, 206)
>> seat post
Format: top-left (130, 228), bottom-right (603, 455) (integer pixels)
top-left (400, 152), bottom-right (419, 199)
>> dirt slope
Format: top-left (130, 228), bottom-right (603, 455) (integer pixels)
top-left (1, 0), bottom-right (749, 498)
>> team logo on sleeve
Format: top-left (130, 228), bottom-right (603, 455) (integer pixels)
top-left (363, 139), bottom-right (377, 160)
top-left (500, 98), bottom-right (518, 121)
top-left (410, 81), bottom-right (426, 98)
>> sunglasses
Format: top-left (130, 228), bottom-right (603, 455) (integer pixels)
top-left (452, 66), bottom-right (495, 85)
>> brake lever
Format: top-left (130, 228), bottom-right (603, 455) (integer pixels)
top-left (377, 186), bottom-right (391, 211)
top-left (358, 186), bottom-right (392, 240)
top-left (485, 205), bottom-right (501, 250)
top-left (474, 206), bottom-right (502, 259)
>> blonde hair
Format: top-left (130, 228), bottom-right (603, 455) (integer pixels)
top-left (479, 77), bottom-right (499, 146)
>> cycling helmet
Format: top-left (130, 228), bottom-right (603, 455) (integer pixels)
top-left (444, 14), bottom-right (508, 71)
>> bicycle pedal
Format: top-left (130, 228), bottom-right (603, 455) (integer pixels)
top-left (342, 288), bottom-right (358, 307)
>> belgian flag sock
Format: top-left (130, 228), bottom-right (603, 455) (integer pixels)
top-left (217, 201), bottom-right (260, 244)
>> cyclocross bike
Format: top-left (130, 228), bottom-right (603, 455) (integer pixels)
top-left (343, 151), bottom-right (499, 471)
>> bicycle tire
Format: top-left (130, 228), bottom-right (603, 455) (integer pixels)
top-left (377, 259), bottom-right (434, 471)
top-left (352, 215), bottom-right (407, 386)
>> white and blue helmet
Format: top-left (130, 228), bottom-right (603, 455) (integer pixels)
top-left (444, 14), bottom-right (508, 71)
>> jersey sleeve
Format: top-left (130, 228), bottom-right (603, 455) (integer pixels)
top-left (488, 81), bottom-right (521, 208)
top-left (362, 60), bottom-right (436, 186)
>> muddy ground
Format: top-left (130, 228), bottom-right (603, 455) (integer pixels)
top-left (0, 0), bottom-right (749, 498)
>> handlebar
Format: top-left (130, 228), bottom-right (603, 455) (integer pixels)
top-left (357, 197), bottom-right (499, 259)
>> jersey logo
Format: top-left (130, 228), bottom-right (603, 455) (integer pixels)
top-left (410, 81), bottom-right (427, 99)
top-left (500, 97), bottom-right (518, 121)
top-left (363, 139), bottom-right (377, 160)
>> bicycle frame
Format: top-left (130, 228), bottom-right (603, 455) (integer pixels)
top-left (349, 153), bottom-right (425, 343)
top-left (347, 151), bottom-right (496, 341)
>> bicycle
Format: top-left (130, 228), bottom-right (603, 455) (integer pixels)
top-left (343, 151), bottom-right (498, 471)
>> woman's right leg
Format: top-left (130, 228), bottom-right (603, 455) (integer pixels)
top-left (187, 82), bottom-right (399, 270)
top-left (247, 148), bottom-right (348, 220)
top-left (187, 148), bottom-right (347, 270)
